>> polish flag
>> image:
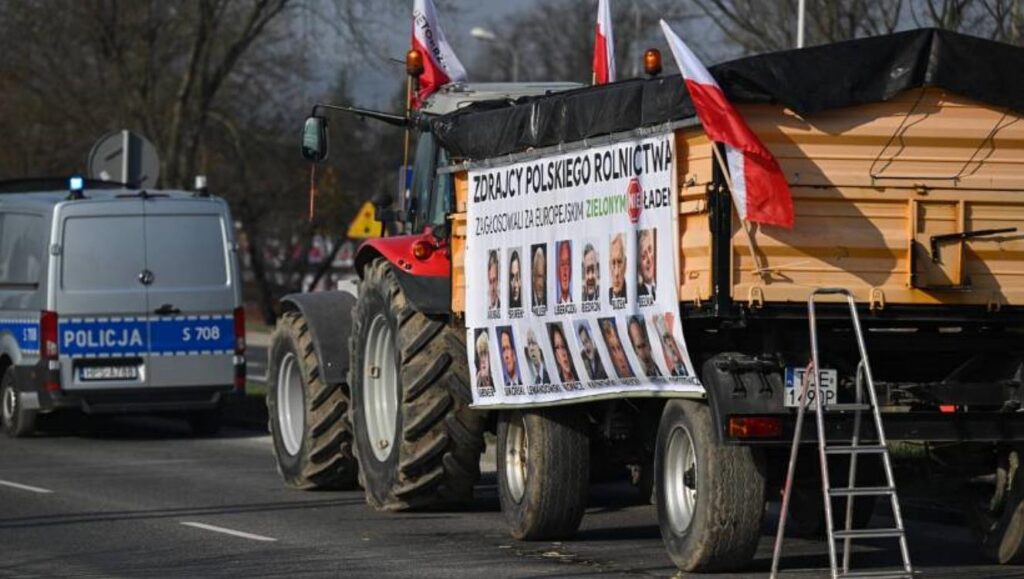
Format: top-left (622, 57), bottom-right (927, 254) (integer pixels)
top-left (412, 0), bottom-right (467, 106)
top-left (660, 21), bottom-right (794, 228)
top-left (592, 0), bottom-right (615, 84)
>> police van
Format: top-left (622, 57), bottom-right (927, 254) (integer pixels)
top-left (0, 178), bottom-right (245, 437)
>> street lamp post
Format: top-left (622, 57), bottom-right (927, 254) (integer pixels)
top-left (471, 26), bottom-right (519, 82)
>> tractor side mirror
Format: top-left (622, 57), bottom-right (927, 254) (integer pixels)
top-left (301, 116), bottom-right (328, 162)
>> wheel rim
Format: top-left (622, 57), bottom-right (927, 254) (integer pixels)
top-left (277, 352), bottom-right (305, 456)
top-left (364, 314), bottom-right (399, 463)
top-left (664, 425), bottom-right (698, 534)
top-left (1, 385), bottom-right (14, 424)
top-left (504, 411), bottom-right (529, 503)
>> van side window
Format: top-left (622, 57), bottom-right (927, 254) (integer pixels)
top-left (0, 214), bottom-right (44, 286)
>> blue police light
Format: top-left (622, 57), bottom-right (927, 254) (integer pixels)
top-left (68, 175), bottom-right (85, 200)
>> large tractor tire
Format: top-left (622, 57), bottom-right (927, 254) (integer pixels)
top-left (497, 408), bottom-right (590, 540)
top-left (267, 310), bottom-right (359, 490)
top-left (348, 258), bottom-right (486, 511)
top-left (1, 368), bottom-right (35, 438)
top-left (655, 399), bottom-right (765, 572)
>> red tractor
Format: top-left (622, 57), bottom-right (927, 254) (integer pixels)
top-left (266, 79), bottom-right (579, 506)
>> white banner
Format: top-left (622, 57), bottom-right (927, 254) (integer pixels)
top-left (466, 133), bottom-right (703, 407)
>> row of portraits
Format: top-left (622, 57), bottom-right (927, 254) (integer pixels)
top-left (485, 228), bottom-right (659, 319)
top-left (472, 311), bottom-right (690, 397)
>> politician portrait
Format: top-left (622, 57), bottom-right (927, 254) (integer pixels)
top-left (574, 320), bottom-right (608, 381)
top-left (627, 315), bottom-right (663, 378)
top-left (608, 232), bottom-right (627, 305)
top-left (523, 328), bottom-right (551, 385)
top-left (556, 240), bottom-right (573, 305)
top-left (598, 317), bottom-right (635, 379)
top-left (636, 228), bottom-right (657, 301)
top-left (547, 322), bottom-right (579, 383)
top-left (487, 249), bottom-right (501, 312)
top-left (530, 243), bottom-right (547, 309)
top-left (496, 325), bottom-right (523, 386)
top-left (473, 329), bottom-right (495, 394)
top-left (581, 242), bottom-right (600, 303)
top-left (508, 248), bottom-right (523, 310)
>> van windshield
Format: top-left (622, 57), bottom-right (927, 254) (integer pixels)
top-left (144, 214), bottom-right (229, 288)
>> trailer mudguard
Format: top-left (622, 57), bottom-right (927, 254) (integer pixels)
top-left (354, 235), bottom-right (451, 316)
top-left (279, 291), bottom-right (356, 385)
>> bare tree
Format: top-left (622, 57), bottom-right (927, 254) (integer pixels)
top-left (468, 0), bottom-right (702, 83)
top-left (695, 0), bottom-right (903, 54)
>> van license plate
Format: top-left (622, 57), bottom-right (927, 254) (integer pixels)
top-left (80, 366), bottom-right (139, 381)
top-left (784, 367), bottom-right (837, 409)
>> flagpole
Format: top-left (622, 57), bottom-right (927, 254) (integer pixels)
top-left (709, 144), bottom-right (771, 282)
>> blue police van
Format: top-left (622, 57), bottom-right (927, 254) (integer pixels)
top-left (0, 178), bottom-right (244, 436)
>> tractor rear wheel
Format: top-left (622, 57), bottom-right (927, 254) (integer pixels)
top-left (267, 310), bottom-right (359, 490)
top-left (349, 258), bottom-right (486, 510)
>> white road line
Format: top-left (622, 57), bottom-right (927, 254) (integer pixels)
top-left (180, 521), bottom-right (277, 542)
top-left (247, 374), bottom-right (267, 384)
top-left (0, 480), bottom-right (54, 494)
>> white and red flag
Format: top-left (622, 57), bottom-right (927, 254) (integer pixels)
top-left (592, 0), bottom-right (615, 84)
top-left (660, 20), bottom-right (794, 228)
top-left (412, 0), bottom-right (467, 106)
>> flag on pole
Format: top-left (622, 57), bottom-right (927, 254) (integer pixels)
top-left (660, 20), bottom-right (794, 228)
top-left (592, 0), bottom-right (616, 84)
top-left (412, 0), bottom-right (468, 106)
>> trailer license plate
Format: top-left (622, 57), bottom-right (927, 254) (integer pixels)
top-left (784, 367), bottom-right (837, 408)
top-left (80, 365), bottom-right (139, 381)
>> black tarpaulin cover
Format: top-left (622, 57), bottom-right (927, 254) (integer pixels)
top-left (430, 29), bottom-right (1024, 161)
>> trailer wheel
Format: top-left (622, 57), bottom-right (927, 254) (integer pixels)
top-left (497, 408), bottom-right (589, 540)
top-left (0, 368), bottom-right (35, 438)
top-left (656, 400), bottom-right (765, 572)
top-left (967, 447), bottom-right (1024, 564)
top-left (267, 310), bottom-right (359, 490)
top-left (349, 259), bottom-right (485, 511)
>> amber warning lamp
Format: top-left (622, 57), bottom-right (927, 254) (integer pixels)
top-left (406, 48), bottom-right (425, 78)
top-left (644, 48), bottom-right (663, 77)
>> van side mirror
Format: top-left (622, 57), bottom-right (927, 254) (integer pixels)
top-left (301, 116), bottom-right (328, 162)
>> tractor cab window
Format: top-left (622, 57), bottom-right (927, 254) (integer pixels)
top-left (409, 131), bottom-right (438, 233)
top-left (429, 148), bottom-right (452, 228)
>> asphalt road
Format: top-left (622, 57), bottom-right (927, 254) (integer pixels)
top-left (1, 413), bottom-right (1022, 578)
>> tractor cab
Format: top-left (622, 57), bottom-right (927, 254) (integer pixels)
top-left (301, 81), bottom-right (581, 287)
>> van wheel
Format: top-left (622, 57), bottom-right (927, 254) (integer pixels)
top-left (967, 447), bottom-right (1024, 564)
top-left (497, 408), bottom-right (589, 540)
top-left (349, 259), bottom-right (485, 511)
top-left (267, 310), bottom-right (358, 490)
top-left (187, 408), bottom-right (223, 437)
top-left (1, 368), bottom-right (35, 438)
top-left (656, 400), bottom-right (765, 572)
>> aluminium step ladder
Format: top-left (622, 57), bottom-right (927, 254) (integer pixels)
top-left (770, 288), bottom-right (914, 579)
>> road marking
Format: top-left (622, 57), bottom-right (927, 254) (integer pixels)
top-left (0, 480), bottom-right (54, 494)
top-left (248, 373), bottom-right (267, 384)
top-left (180, 521), bottom-right (276, 542)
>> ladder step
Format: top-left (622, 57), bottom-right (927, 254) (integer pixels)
top-left (839, 571), bottom-right (914, 578)
top-left (833, 528), bottom-right (904, 540)
top-left (827, 403), bottom-right (872, 412)
top-left (825, 445), bottom-right (888, 455)
top-left (829, 486), bottom-right (895, 497)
